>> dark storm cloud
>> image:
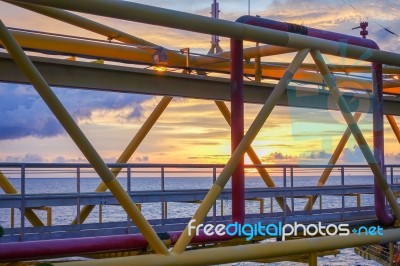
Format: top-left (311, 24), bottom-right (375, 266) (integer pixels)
top-left (0, 84), bottom-right (151, 140)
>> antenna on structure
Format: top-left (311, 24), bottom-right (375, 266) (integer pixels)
top-left (208, 0), bottom-right (223, 54)
top-left (352, 21), bottom-right (368, 39)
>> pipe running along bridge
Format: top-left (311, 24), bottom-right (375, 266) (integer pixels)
top-left (1, 0), bottom-right (400, 265)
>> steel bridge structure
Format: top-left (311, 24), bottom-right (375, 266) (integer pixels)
top-left (1, 0), bottom-right (400, 265)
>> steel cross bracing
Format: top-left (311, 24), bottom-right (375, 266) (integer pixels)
top-left (1, 0), bottom-right (400, 265)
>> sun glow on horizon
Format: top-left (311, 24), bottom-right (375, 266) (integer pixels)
top-left (0, 0), bottom-right (399, 165)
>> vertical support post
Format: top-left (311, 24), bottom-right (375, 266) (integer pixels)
top-left (76, 167), bottom-right (81, 225)
top-left (372, 62), bottom-right (393, 225)
top-left (341, 166), bottom-right (345, 220)
top-left (161, 166), bottom-right (165, 191)
top-left (46, 207), bottom-right (52, 226)
top-left (270, 197), bottom-right (273, 213)
top-left (283, 166), bottom-right (287, 223)
top-left (127, 166), bottom-right (131, 193)
top-left (20, 165), bottom-right (25, 241)
top-left (181, 48), bottom-right (190, 74)
top-left (319, 195), bottom-right (322, 210)
top-left (99, 204), bottom-right (102, 224)
top-left (308, 252), bottom-right (318, 266)
top-left (185, 48), bottom-right (190, 73)
top-left (390, 242), bottom-right (394, 266)
top-left (255, 42), bottom-right (262, 82)
top-left (290, 167), bottom-right (294, 211)
top-left (127, 166), bottom-right (131, 233)
top-left (161, 166), bottom-right (166, 222)
top-left (164, 202), bottom-right (168, 220)
top-left (230, 38), bottom-right (245, 224)
top-left (11, 208), bottom-right (15, 228)
top-left (391, 166), bottom-right (394, 185)
top-left (212, 166), bottom-right (217, 225)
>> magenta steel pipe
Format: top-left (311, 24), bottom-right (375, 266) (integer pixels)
top-left (0, 234), bottom-right (147, 262)
top-left (230, 39), bottom-right (245, 224)
top-left (235, 15), bottom-right (393, 225)
top-left (0, 231), bottom-right (233, 262)
top-left (371, 63), bottom-right (392, 224)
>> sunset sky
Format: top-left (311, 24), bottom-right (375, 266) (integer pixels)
top-left (0, 0), bottom-right (399, 165)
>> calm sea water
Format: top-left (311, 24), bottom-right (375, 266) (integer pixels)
top-left (0, 174), bottom-right (387, 265)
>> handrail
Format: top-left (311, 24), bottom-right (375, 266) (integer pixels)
top-left (1, 162), bottom-right (398, 260)
top-left (1, 162), bottom-right (400, 168)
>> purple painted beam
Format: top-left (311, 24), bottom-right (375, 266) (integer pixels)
top-left (235, 15), bottom-right (394, 225)
top-left (230, 38), bottom-right (245, 224)
top-left (0, 231), bottom-right (233, 262)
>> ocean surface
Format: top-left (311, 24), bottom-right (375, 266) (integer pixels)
top-left (0, 172), bottom-right (391, 265)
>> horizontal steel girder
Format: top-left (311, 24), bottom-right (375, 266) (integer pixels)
top-left (8, 0), bottom-right (400, 67)
top-left (1, 53), bottom-right (399, 115)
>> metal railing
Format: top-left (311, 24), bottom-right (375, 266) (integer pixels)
top-left (1, 163), bottom-right (399, 242)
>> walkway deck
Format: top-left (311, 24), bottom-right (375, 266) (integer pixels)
top-left (1, 163), bottom-right (398, 243)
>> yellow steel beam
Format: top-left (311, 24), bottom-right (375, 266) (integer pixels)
top-left (5, 0), bottom-right (156, 46)
top-left (4, 1), bottom-right (297, 69)
top-left (5, 53), bottom-right (399, 115)
top-left (6, 28), bottom-right (400, 91)
top-left (72, 96), bottom-right (172, 224)
top-left (257, 62), bottom-right (400, 75)
top-left (2, 1), bottom-right (299, 68)
top-left (4, 0), bottom-right (188, 66)
top-left (3, 30), bottom-right (175, 65)
top-left (5, 30), bottom-right (399, 92)
top-left (311, 49), bottom-right (400, 222)
top-left (215, 100), bottom-right (290, 212)
top-left (8, 0), bottom-right (400, 77)
top-left (5, 1), bottom-right (291, 69)
top-left (0, 20), bottom-right (169, 255)
top-left (384, 88), bottom-right (400, 95)
top-left (211, 61), bottom-right (400, 90)
top-left (192, 45), bottom-right (296, 66)
top-left (57, 228), bottom-right (400, 266)
top-left (172, 49), bottom-right (309, 254)
top-left (387, 115), bottom-right (400, 143)
top-left (10, 0), bottom-right (400, 67)
top-left (304, 112), bottom-right (362, 211)
top-left (0, 171), bottom-right (44, 226)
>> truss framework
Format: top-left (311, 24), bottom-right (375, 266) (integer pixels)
top-left (1, 0), bottom-right (400, 265)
